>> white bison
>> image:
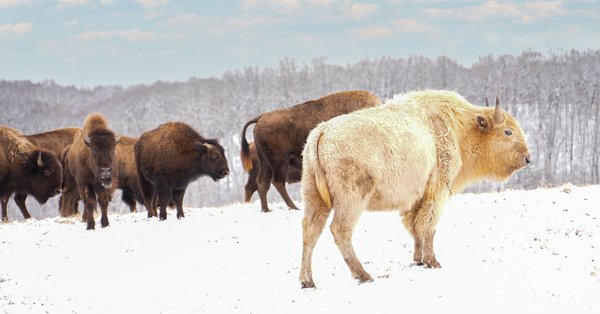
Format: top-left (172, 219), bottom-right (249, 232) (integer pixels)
top-left (299, 90), bottom-right (531, 288)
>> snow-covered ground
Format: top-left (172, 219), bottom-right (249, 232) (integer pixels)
top-left (1, 184), bottom-right (599, 314)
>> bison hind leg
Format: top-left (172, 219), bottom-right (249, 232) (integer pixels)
top-left (330, 201), bottom-right (372, 284)
top-left (155, 182), bottom-right (173, 221)
top-left (299, 176), bottom-right (332, 289)
top-left (173, 189), bottom-right (186, 219)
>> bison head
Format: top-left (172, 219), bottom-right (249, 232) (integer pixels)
top-left (83, 129), bottom-right (117, 189)
top-left (24, 149), bottom-right (63, 204)
top-left (475, 96), bottom-right (531, 181)
top-left (196, 140), bottom-right (230, 182)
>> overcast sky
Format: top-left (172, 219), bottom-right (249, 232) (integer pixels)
top-left (1, 0), bottom-right (598, 87)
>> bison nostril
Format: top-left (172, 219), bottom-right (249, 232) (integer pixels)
top-left (525, 155), bottom-right (531, 164)
top-left (55, 188), bottom-right (62, 194)
top-left (222, 170), bottom-right (230, 176)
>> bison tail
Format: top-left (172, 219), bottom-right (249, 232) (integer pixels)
top-left (305, 126), bottom-right (332, 209)
top-left (240, 116), bottom-right (260, 172)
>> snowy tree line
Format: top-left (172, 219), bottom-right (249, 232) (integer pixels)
top-left (1, 49), bottom-right (599, 216)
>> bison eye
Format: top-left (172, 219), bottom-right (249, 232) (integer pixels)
top-left (42, 169), bottom-right (52, 177)
top-left (505, 130), bottom-right (513, 136)
top-left (210, 153), bottom-right (218, 161)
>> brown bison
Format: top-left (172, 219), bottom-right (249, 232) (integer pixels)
top-left (243, 141), bottom-right (301, 203)
top-left (240, 90), bottom-right (381, 212)
top-left (0, 126), bottom-right (63, 222)
top-left (60, 135), bottom-right (142, 217)
top-left (64, 113), bottom-right (118, 230)
top-left (299, 90), bottom-right (531, 288)
top-left (135, 122), bottom-right (230, 220)
top-left (114, 136), bottom-right (144, 212)
top-left (16, 128), bottom-right (79, 217)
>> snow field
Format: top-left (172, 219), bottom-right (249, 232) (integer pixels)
top-left (0, 184), bottom-right (599, 313)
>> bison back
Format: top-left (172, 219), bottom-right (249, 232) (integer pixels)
top-left (309, 104), bottom-right (436, 212)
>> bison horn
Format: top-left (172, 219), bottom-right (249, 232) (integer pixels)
top-left (494, 95), bottom-right (504, 124)
top-left (81, 130), bottom-right (91, 146)
top-left (37, 151), bottom-right (44, 167)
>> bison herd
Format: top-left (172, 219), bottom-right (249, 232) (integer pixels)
top-left (0, 89), bottom-right (530, 288)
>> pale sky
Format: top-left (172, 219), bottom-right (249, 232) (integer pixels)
top-left (1, 0), bottom-right (599, 87)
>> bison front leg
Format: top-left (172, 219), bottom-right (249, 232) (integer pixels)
top-left (330, 203), bottom-right (372, 284)
top-left (98, 192), bottom-right (111, 228)
top-left (1, 195), bottom-right (9, 222)
top-left (413, 198), bottom-right (443, 268)
top-left (84, 192), bottom-right (97, 230)
top-left (121, 187), bottom-right (137, 213)
top-left (271, 159), bottom-right (299, 210)
top-left (13, 194), bottom-right (32, 220)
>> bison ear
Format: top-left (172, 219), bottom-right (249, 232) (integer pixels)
top-left (476, 115), bottom-right (491, 132)
top-left (195, 142), bottom-right (209, 154)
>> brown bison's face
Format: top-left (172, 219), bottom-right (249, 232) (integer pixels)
top-left (84, 129), bottom-right (117, 189)
top-left (477, 97), bottom-right (531, 181)
top-left (27, 150), bottom-right (63, 204)
top-left (197, 141), bottom-right (230, 182)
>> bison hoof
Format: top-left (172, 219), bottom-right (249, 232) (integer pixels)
top-left (424, 260), bottom-right (441, 269)
top-left (356, 274), bottom-right (374, 284)
top-left (101, 219), bottom-right (109, 228)
top-left (177, 213), bottom-right (185, 219)
top-left (260, 209), bottom-right (272, 213)
top-left (159, 216), bottom-right (167, 221)
top-left (86, 223), bottom-right (95, 230)
top-left (301, 281), bottom-right (316, 289)
top-left (1, 218), bottom-right (8, 223)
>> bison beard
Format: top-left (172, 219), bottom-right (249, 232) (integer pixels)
top-left (299, 90), bottom-right (531, 288)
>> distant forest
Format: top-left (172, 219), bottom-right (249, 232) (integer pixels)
top-left (2, 49), bottom-right (599, 218)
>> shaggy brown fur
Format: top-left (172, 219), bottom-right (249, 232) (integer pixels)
top-left (59, 145), bottom-right (79, 217)
top-left (64, 113), bottom-right (117, 230)
top-left (240, 90), bottom-right (381, 212)
top-left (114, 136), bottom-right (144, 212)
top-left (60, 136), bottom-right (143, 218)
top-left (299, 90), bottom-right (531, 288)
top-left (135, 122), bottom-right (229, 220)
top-left (14, 127), bottom-right (79, 217)
top-left (0, 126), bottom-right (63, 222)
top-left (243, 141), bottom-right (301, 202)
